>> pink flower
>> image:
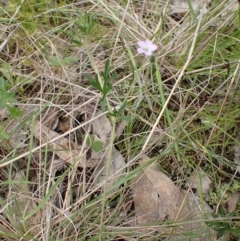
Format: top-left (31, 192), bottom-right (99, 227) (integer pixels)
top-left (137, 40), bottom-right (157, 56)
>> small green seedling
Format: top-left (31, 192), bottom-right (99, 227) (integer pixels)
top-left (85, 134), bottom-right (104, 153)
top-left (0, 77), bottom-right (22, 118)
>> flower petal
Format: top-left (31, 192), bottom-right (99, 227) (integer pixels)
top-left (137, 48), bottom-right (145, 54)
top-left (137, 41), bottom-right (146, 48)
top-left (145, 40), bottom-right (152, 46)
top-left (149, 44), bottom-right (157, 51)
top-left (145, 50), bottom-right (153, 56)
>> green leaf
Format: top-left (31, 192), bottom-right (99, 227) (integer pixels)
top-left (119, 115), bottom-right (132, 122)
top-left (49, 56), bottom-right (79, 67)
top-left (202, 115), bottom-right (215, 128)
top-left (0, 125), bottom-right (10, 140)
top-left (116, 101), bottom-right (127, 114)
top-left (92, 140), bottom-right (104, 153)
top-left (0, 132), bottom-right (10, 140)
top-left (7, 105), bottom-right (23, 118)
top-left (101, 59), bottom-right (111, 79)
top-left (76, 13), bottom-right (96, 35)
top-left (72, 39), bottom-right (83, 46)
top-left (1, 62), bottom-right (13, 81)
top-left (102, 83), bottom-right (112, 95)
top-left (85, 134), bottom-right (104, 153)
top-left (0, 77), bottom-right (17, 108)
top-left (0, 77), bottom-right (7, 89)
top-left (100, 96), bottom-right (107, 112)
top-left (85, 74), bottom-right (103, 92)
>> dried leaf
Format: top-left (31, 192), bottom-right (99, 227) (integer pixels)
top-left (131, 155), bottom-right (213, 240)
top-left (225, 192), bottom-right (240, 213)
top-left (170, 0), bottom-right (210, 15)
top-left (90, 111), bottom-right (125, 189)
top-left (91, 112), bottom-right (111, 143)
top-left (32, 120), bottom-right (98, 168)
top-left (93, 146), bottom-right (125, 190)
top-left (0, 105), bottom-right (37, 149)
top-left (184, 191), bottom-right (213, 240)
top-left (187, 168), bottom-right (212, 195)
top-left (131, 156), bottom-right (189, 225)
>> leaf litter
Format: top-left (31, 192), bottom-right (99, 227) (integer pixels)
top-left (0, 0), bottom-right (240, 240)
